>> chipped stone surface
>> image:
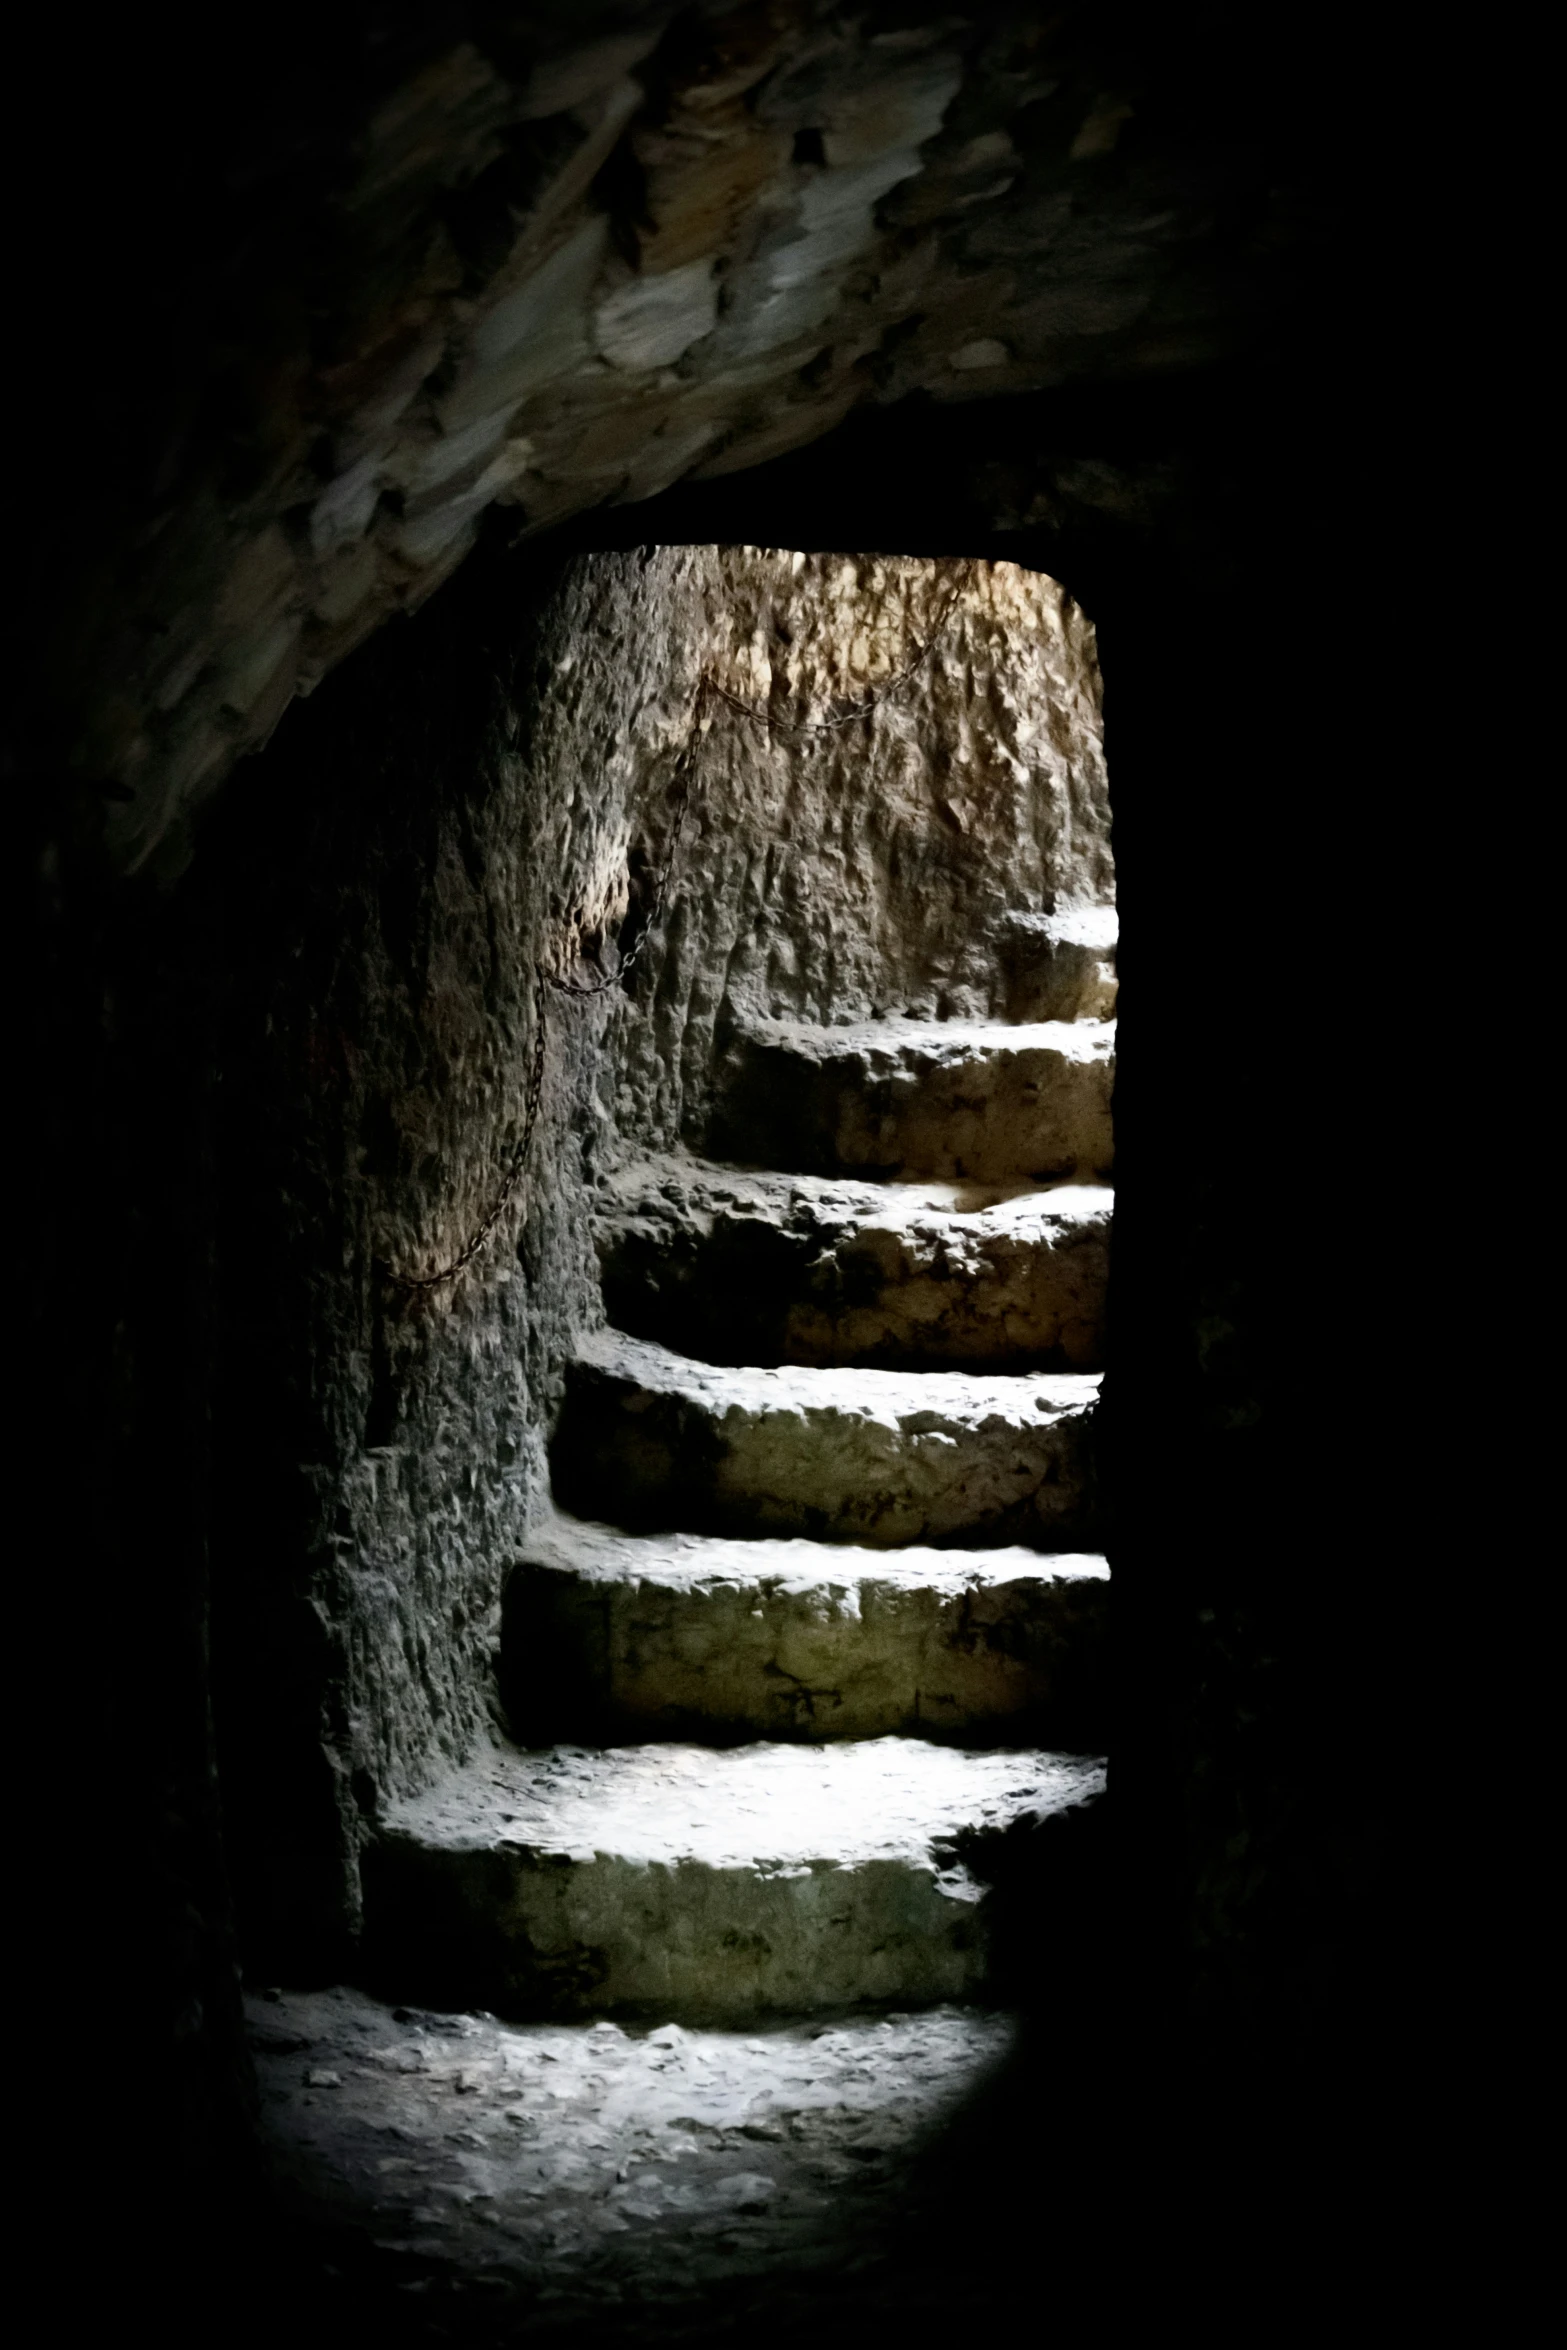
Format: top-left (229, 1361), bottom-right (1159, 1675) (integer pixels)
top-left (366, 1739), bottom-right (1104, 2016)
top-left (552, 1332), bottom-right (1101, 1549)
top-left (598, 1153), bottom-right (1111, 1370)
top-left (250, 1985), bottom-right (1015, 2312)
top-left (502, 1510), bottom-right (1108, 1747)
top-left (709, 1018), bottom-right (1116, 1183)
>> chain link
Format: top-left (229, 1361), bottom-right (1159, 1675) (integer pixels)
top-left (383, 966), bottom-right (551, 1292)
top-left (383, 566), bottom-right (969, 1291)
top-left (543, 674), bottom-right (712, 1002)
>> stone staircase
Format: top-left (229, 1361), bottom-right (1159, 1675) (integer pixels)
top-left (363, 912), bottom-right (1116, 2042)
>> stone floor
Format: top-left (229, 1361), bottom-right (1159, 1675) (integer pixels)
top-left (248, 1985), bottom-right (1076, 2346)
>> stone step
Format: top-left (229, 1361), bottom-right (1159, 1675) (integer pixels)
top-left (550, 1331), bottom-right (1101, 1549)
top-left (597, 1153), bottom-right (1112, 1372)
top-left (365, 1738), bottom-right (1105, 2020)
top-left (999, 905), bottom-right (1118, 1024)
top-left (502, 1510), bottom-right (1110, 1748)
top-left (707, 1018), bottom-right (1115, 1183)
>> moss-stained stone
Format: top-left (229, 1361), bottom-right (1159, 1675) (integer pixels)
top-left (501, 1510), bottom-right (1109, 1748)
top-left (366, 1738), bottom-right (1104, 2017)
top-left (206, 548), bottom-right (1107, 1953)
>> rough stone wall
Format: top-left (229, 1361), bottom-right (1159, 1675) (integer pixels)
top-left (593, 548), bottom-right (1109, 1149)
top-left (206, 542), bottom-right (1104, 1957)
top-left (206, 555), bottom-right (612, 1957)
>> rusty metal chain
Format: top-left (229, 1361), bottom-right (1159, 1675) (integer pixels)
top-left (383, 680), bottom-right (712, 1289)
top-left (384, 566), bottom-right (969, 1290)
top-left (544, 674), bottom-right (712, 1001)
top-left (383, 966), bottom-right (551, 1292)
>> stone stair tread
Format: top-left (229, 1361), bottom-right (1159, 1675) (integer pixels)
top-left (597, 1154), bottom-right (1111, 1371)
top-left (382, 1737), bottom-right (1104, 1872)
top-left (604, 1150), bottom-right (1114, 1222)
top-left (1011, 906), bottom-right (1119, 950)
top-left (503, 1510), bottom-right (1110, 1748)
top-left (709, 1019), bottom-right (1114, 1183)
top-left (519, 1504), bottom-right (1110, 1596)
top-left (741, 1015), bottom-right (1114, 1063)
top-left (551, 1333), bottom-right (1100, 1549)
top-left (569, 1327), bottom-right (1101, 1425)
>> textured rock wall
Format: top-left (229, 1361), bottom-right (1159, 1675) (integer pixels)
top-left (207, 560), bottom-right (607, 1955)
top-left (208, 541), bottom-right (1106, 1956)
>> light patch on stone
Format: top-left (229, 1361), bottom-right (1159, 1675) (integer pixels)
top-left (720, 150), bottom-right (926, 359)
top-left (595, 261), bottom-right (719, 372)
top-left (519, 32), bottom-right (666, 120)
top-left (216, 616), bottom-right (299, 726)
top-left (788, 151), bottom-right (925, 278)
top-left (309, 451), bottom-right (384, 554)
top-left (392, 505), bottom-right (479, 578)
top-left (1069, 95), bottom-right (1136, 161)
top-left (999, 908), bottom-right (1119, 1023)
top-left (395, 1737), bottom-right (1098, 1872)
top-left (395, 446), bottom-right (532, 564)
top-left (817, 51), bottom-right (962, 166)
top-left (399, 412), bottom-right (510, 495)
top-left (951, 338), bottom-right (1010, 371)
top-left (333, 328), bottom-right (445, 468)
top-left (445, 217), bottom-right (609, 427)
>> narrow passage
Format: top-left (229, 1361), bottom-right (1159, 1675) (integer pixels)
top-left (254, 882), bottom-right (1117, 2330)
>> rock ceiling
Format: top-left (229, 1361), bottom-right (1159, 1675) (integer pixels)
top-left (66, 4), bottom-right (1336, 873)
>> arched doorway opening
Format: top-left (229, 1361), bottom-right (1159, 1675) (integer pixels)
top-left (209, 547), bottom-right (1118, 2321)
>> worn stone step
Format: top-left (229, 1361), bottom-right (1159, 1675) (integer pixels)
top-left (550, 1332), bottom-right (1100, 1549)
top-left (597, 1153), bottom-right (1112, 1372)
top-left (502, 1510), bottom-right (1110, 1748)
top-left (365, 1738), bottom-right (1105, 2020)
top-left (999, 905), bottom-right (1118, 1023)
top-left (707, 1018), bottom-right (1115, 1182)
